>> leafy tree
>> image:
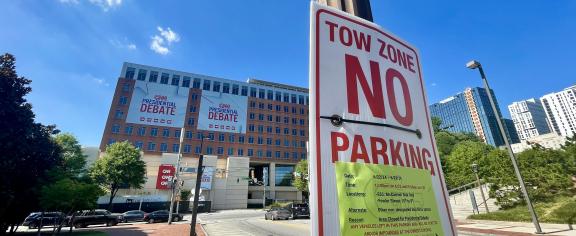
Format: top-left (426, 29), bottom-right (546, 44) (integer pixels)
top-left (0, 53), bottom-right (62, 234)
top-left (552, 199), bottom-right (576, 230)
top-left (53, 133), bottom-right (87, 178)
top-left (293, 159), bottom-right (309, 201)
top-left (40, 178), bottom-right (103, 233)
top-left (444, 141), bottom-right (493, 189)
top-left (90, 141), bottom-right (146, 211)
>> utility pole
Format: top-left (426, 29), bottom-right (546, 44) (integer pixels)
top-left (190, 135), bottom-right (210, 236)
top-left (168, 127), bottom-right (185, 224)
top-left (318, 0), bottom-right (373, 22)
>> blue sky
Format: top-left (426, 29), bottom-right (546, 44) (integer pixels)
top-left (1, 0), bottom-right (575, 146)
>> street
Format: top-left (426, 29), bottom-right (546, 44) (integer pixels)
top-left (198, 209), bottom-right (309, 236)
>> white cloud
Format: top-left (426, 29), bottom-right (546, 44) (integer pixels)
top-left (92, 78), bottom-right (110, 87)
top-left (88, 0), bottom-right (122, 11)
top-left (431, 83), bottom-right (437, 87)
top-left (109, 38), bottom-right (137, 51)
top-left (150, 27), bottom-right (180, 55)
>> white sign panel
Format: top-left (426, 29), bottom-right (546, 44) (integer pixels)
top-left (309, 2), bottom-right (455, 236)
top-left (126, 80), bottom-right (189, 128)
top-left (201, 167), bottom-right (214, 190)
top-left (197, 90), bottom-right (248, 133)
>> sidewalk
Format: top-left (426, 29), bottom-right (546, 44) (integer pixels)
top-left (457, 220), bottom-right (575, 236)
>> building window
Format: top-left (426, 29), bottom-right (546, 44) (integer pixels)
top-left (217, 146), bottom-right (224, 155)
top-left (162, 128), bottom-right (170, 137)
top-left (137, 69), bottom-right (147, 81)
top-left (300, 119), bottom-right (305, 125)
top-left (283, 93), bottom-right (289, 103)
top-left (147, 142), bottom-right (156, 151)
top-left (301, 141), bottom-right (306, 147)
top-left (300, 108), bottom-right (305, 115)
top-left (213, 81), bottom-right (221, 92)
top-left (203, 80), bottom-right (211, 90)
top-left (238, 148), bottom-right (244, 156)
top-left (122, 83), bottom-right (130, 92)
top-left (223, 83), bottom-right (230, 93)
top-left (195, 146), bottom-right (201, 154)
top-left (118, 96), bottom-right (128, 105)
top-left (228, 147), bottom-right (234, 155)
top-left (292, 107), bottom-right (297, 114)
top-left (292, 129), bottom-right (298, 136)
top-left (193, 78), bottom-right (201, 88)
top-left (257, 136), bottom-right (263, 145)
top-left (284, 139), bottom-right (290, 147)
top-left (114, 110), bottom-right (124, 119)
top-left (300, 130), bottom-right (306, 136)
top-left (292, 118), bottom-right (298, 124)
top-left (182, 76), bottom-right (191, 87)
top-left (184, 145), bottom-right (191, 153)
top-left (250, 87), bottom-right (257, 97)
top-left (247, 149), bottom-right (254, 156)
top-left (275, 127), bottom-right (281, 134)
top-left (257, 125), bottom-right (264, 133)
top-left (124, 126), bottom-right (133, 135)
top-left (238, 135), bottom-right (245, 143)
top-left (138, 127), bottom-right (146, 136)
top-left (249, 113), bottom-right (255, 120)
top-left (275, 139), bottom-right (281, 146)
top-left (189, 106), bottom-right (197, 112)
top-left (160, 143), bottom-right (168, 152)
top-left (258, 103), bottom-right (265, 109)
top-left (291, 94), bottom-right (297, 104)
top-left (266, 126), bottom-right (272, 133)
top-left (275, 151), bottom-right (281, 158)
top-left (276, 116), bottom-right (281, 123)
top-left (229, 134), bottom-right (235, 143)
top-left (219, 133), bottom-right (225, 142)
top-left (275, 165), bottom-right (295, 186)
top-left (241, 86), bottom-right (248, 96)
top-left (125, 67), bottom-right (135, 79)
top-left (188, 118), bottom-right (195, 126)
top-left (248, 136), bottom-right (254, 144)
top-left (257, 150), bottom-right (263, 157)
top-left (232, 84), bottom-right (239, 95)
top-left (284, 128), bottom-right (289, 134)
top-left (175, 129), bottom-right (181, 138)
top-left (258, 89), bottom-right (265, 99)
top-left (284, 152), bottom-right (290, 159)
top-left (150, 128), bottom-right (158, 137)
top-left (206, 146), bottom-right (213, 155)
top-left (149, 71), bottom-right (158, 82)
top-left (172, 144), bottom-right (180, 153)
top-left (258, 114), bottom-right (264, 120)
top-left (135, 141), bottom-right (143, 150)
top-left (284, 106), bottom-right (289, 113)
top-left (160, 73), bottom-right (169, 84)
top-left (171, 75), bottom-right (180, 86)
top-left (275, 91), bottom-right (282, 101)
top-left (284, 117), bottom-right (289, 124)
top-left (266, 138), bottom-right (272, 145)
top-left (248, 124), bottom-right (255, 132)
top-left (208, 132), bottom-right (214, 140)
top-left (267, 90), bottom-right (274, 100)
top-left (192, 93), bottom-right (198, 101)
top-left (299, 95), bottom-right (305, 105)
top-left (111, 124), bottom-right (120, 133)
top-left (185, 131), bottom-right (193, 139)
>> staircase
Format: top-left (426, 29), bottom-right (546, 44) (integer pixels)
top-left (448, 183), bottom-right (499, 220)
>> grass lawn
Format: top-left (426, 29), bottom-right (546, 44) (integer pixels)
top-left (468, 196), bottom-right (575, 224)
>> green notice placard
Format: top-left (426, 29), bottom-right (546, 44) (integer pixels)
top-left (335, 162), bottom-right (444, 236)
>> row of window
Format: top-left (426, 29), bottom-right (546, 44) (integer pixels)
top-left (247, 124), bottom-right (306, 136)
top-left (248, 113), bottom-right (306, 125)
top-left (107, 139), bottom-right (306, 160)
top-left (111, 125), bottom-right (306, 146)
top-left (249, 102), bottom-right (308, 115)
top-left (125, 67), bottom-right (309, 105)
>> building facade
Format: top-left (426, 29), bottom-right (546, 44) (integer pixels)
top-left (541, 85), bottom-right (576, 137)
top-left (510, 133), bottom-right (567, 153)
top-left (429, 87), bottom-right (518, 146)
top-left (508, 98), bottom-right (551, 141)
top-left (100, 62), bottom-right (309, 210)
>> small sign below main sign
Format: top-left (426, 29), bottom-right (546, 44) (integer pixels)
top-left (308, 2), bottom-right (455, 236)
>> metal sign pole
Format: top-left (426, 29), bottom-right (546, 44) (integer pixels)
top-left (190, 136), bottom-right (207, 236)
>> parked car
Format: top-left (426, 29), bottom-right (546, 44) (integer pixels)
top-left (287, 202), bottom-right (310, 219)
top-left (121, 210), bottom-right (146, 223)
top-left (22, 212), bottom-right (66, 229)
top-left (143, 210), bottom-right (181, 223)
top-left (71, 209), bottom-right (120, 228)
top-left (264, 208), bottom-right (291, 220)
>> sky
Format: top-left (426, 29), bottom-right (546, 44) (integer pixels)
top-left (1, 0), bottom-right (575, 147)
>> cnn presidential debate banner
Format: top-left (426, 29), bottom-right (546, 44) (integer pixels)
top-left (197, 90), bottom-right (247, 133)
top-left (126, 80), bottom-right (190, 128)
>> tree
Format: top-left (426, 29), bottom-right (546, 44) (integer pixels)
top-left (53, 133), bottom-right (87, 178)
top-left (90, 141), bottom-right (146, 211)
top-left (40, 178), bottom-right (103, 233)
top-left (293, 159), bottom-right (309, 201)
top-left (444, 141), bottom-right (493, 189)
top-left (0, 54), bottom-right (62, 234)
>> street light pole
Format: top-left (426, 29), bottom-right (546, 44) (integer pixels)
top-left (190, 136), bottom-right (209, 236)
top-left (168, 127), bottom-right (185, 224)
top-left (471, 163), bottom-right (489, 213)
top-left (466, 60), bottom-right (543, 234)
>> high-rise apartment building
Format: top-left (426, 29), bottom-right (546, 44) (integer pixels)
top-left (541, 85), bottom-right (576, 137)
top-left (507, 98), bottom-right (551, 141)
top-left (100, 62), bottom-right (309, 210)
top-left (429, 87), bottom-right (518, 146)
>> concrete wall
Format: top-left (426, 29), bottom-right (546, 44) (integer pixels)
top-left (212, 156), bottom-right (250, 210)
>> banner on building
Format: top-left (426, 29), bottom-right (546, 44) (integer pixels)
top-left (156, 164), bottom-right (175, 190)
top-left (308, 2), bottom-right (455, 236)
top-left (126, 80), bottom-right (189, 128)
top-left (197, 90), bottom-right (247, 133)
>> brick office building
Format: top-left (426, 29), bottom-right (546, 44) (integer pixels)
top-left (99, 62), bottom-right (309, 209)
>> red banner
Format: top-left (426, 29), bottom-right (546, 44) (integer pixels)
top-left (156, 164), bottom-right (175, 189)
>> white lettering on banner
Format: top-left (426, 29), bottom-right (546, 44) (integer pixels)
top-left (308, 2), bottom-right (455, 236)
